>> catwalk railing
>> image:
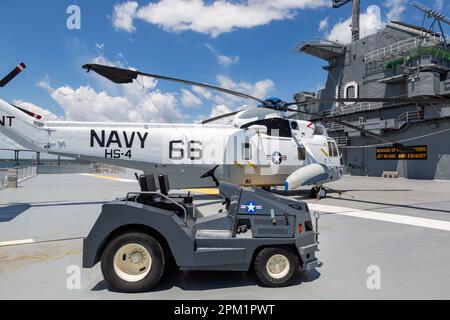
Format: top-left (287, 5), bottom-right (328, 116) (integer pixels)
top-left (365, 35), bottom-right (449, 64)
top-left (0, 166), bottom-right (37, 189)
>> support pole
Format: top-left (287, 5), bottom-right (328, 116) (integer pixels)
top-left (36, 152), bottom-right (41, 166)
top-left (14, 151), bottom-right (19, 165)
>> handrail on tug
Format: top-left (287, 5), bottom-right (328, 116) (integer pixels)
top-left (126, 191), bottom-right (188, 225)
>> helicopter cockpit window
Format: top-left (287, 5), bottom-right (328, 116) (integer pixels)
top-left (332, 142), bottom-right (339, 157)
top-left (328, 141), bottom-right (338, 157)
top-left (314, 124), bottom-right (326, 136)
top-left (242, 143), bottom-right (252, 160)
top-left (290, 121), bottom-right (299, 130)
top-left (242, 118), bottom-right (292, 138)
top-left (298, 146), bottom-right (306, 160)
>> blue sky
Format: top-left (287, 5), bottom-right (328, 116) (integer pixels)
top-left (0, 0), bottom-right (448, 126)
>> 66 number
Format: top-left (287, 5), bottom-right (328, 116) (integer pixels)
top-left (169, 140), bottom-right (202, 160)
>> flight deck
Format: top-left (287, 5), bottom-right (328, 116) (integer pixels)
top-left (0, 173), bottom-right (449, 299)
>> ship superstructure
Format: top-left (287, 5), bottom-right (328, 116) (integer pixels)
top-left (295, 1), bottom-right (450, 179)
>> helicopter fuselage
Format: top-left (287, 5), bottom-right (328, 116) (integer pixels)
top-left (0, 98), bottom-right (343, 189)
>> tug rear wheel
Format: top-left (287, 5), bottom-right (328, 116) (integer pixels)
top-left (254, 247), bottom-right (299, 287)
top-left (101, 232), bottom-right (165, 293)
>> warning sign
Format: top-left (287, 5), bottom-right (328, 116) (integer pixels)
top-left (376, 145), bottom-right (427, 160)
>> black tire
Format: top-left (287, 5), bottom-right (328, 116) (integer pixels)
top-left (262, 186), bottom-right (272, 192)
top-left (253, 247), bottom-right (299, 287)
top-left (317, 187), bottom-right (327, 199)
top-left (101, 232), bottom-right (165, 293)
top-left (309, 187), bottom-right (318, 198)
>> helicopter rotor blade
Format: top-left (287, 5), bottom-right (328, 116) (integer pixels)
top-left (83, 64), bottom-right (267, 105)
top-left (201, 110), bottom-right (242, 124)
top-left (286, 96), bottom-right (450, 106)
top-left (0, 63), bottom-right (26, 88)
top-left (284, 96), bottom-right (450, 146)
top-left (285, 107), bottom-right (396, 145)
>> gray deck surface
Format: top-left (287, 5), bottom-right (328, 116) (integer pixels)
top-left (0, 173), bottom-right (449, 299)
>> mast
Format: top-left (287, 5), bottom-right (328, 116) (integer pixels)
top-left (332, 0), bottom-right (360, 42)
top-left (351, 0), bottom-right (360, 42)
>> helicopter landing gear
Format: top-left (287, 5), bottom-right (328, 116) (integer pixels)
top-left (309, 186), bottom-right (327, 199)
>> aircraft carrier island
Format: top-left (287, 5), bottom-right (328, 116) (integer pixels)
top-left (296, 1), bottom-right (450, 179)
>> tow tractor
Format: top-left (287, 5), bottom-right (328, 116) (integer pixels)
top-left (83, 167), bottom-right (320, 292)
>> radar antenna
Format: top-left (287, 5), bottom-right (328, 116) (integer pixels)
top-left (412, 1), bottom-right (450, 47)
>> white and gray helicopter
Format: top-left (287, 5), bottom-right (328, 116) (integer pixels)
top-left (1, 63), bottom-right (445, 197)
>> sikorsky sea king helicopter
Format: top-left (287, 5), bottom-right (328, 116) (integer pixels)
top-left (1, 63), bottom-right (449, 197)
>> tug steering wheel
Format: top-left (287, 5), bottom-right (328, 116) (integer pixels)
top-left (200, 165), bottom-right (220, 187)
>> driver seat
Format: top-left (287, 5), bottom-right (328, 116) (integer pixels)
top-left (135, 174), bottom-right (194, 218)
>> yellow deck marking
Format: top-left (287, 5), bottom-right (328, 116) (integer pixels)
top-left (81, 174), bottom-right (220, 195)
top-left (233, 161), bottom-right (245, 169)
top-left (248, 162), bottom-right (257, 169)
top-left (80, 173), bottom-right (136, 183)
top-left (183, 188), bottom-right (220, 195)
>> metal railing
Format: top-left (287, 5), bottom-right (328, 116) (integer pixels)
top-left (398, 110), bottom-right (425, 122)
top-left (324, 122), bottom-right (345, 131)
top-left (334, 136), bottom-right (350, 146)
top-left (365, 35), bottom-right (448, 64)
top-left (0, 166), bottom-right (37, 188)
top-left (331, 102), bottom-right (384, 115)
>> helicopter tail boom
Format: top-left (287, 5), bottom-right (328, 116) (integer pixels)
top-left (0, 98), bottom-right (48, 151)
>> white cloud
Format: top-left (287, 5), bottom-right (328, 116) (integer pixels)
top-left (205, 44), bottom-right (240, 67)
top-left (180, 89), bottom-right (203, 108)
top-left (192, 86), bottom-right (213, 100)
top-left (134, 91), bottom-right (186, 123)
top-left (203, 104), bottom-right (234, 124)
top-left (113, 0), bottom-right (328, 37)
top-left (34, 46), bottom-right (275, 124)
top-left (208, 104), bottom-right (231, 118)
top-left (50, 85), bottom-right (132, 122)
top-left (36, 80), bottom-right (55, 93)
top-left (319, 16), bottom-right (329, 32)
top-left (38, 70), bottom-right (275, 124)
top-left (44, 84), bottom-right (186, 124)
top-left (434, 0), bottom-right (444, 11)
top-left (113, 1), bottom-right (139, 32)
top-left (327, 5), bottom-right (384, 44)
top-left (216, 74), bottom-right (274, 101)
top-left (385, 0), bottom-right (407, 22)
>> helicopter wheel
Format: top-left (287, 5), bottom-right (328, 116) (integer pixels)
top-left (309, 186), bottom-right (318, 198)
top-left (317, 187), bottom-right (327, 199)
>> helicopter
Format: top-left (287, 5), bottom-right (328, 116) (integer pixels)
top-left (1, 63), bottom-right (450, 197)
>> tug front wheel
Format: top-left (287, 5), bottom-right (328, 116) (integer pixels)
top-left (254, 247), bottom-right (299, 287)
top-left (101, 232), bottom-right (165, 293)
